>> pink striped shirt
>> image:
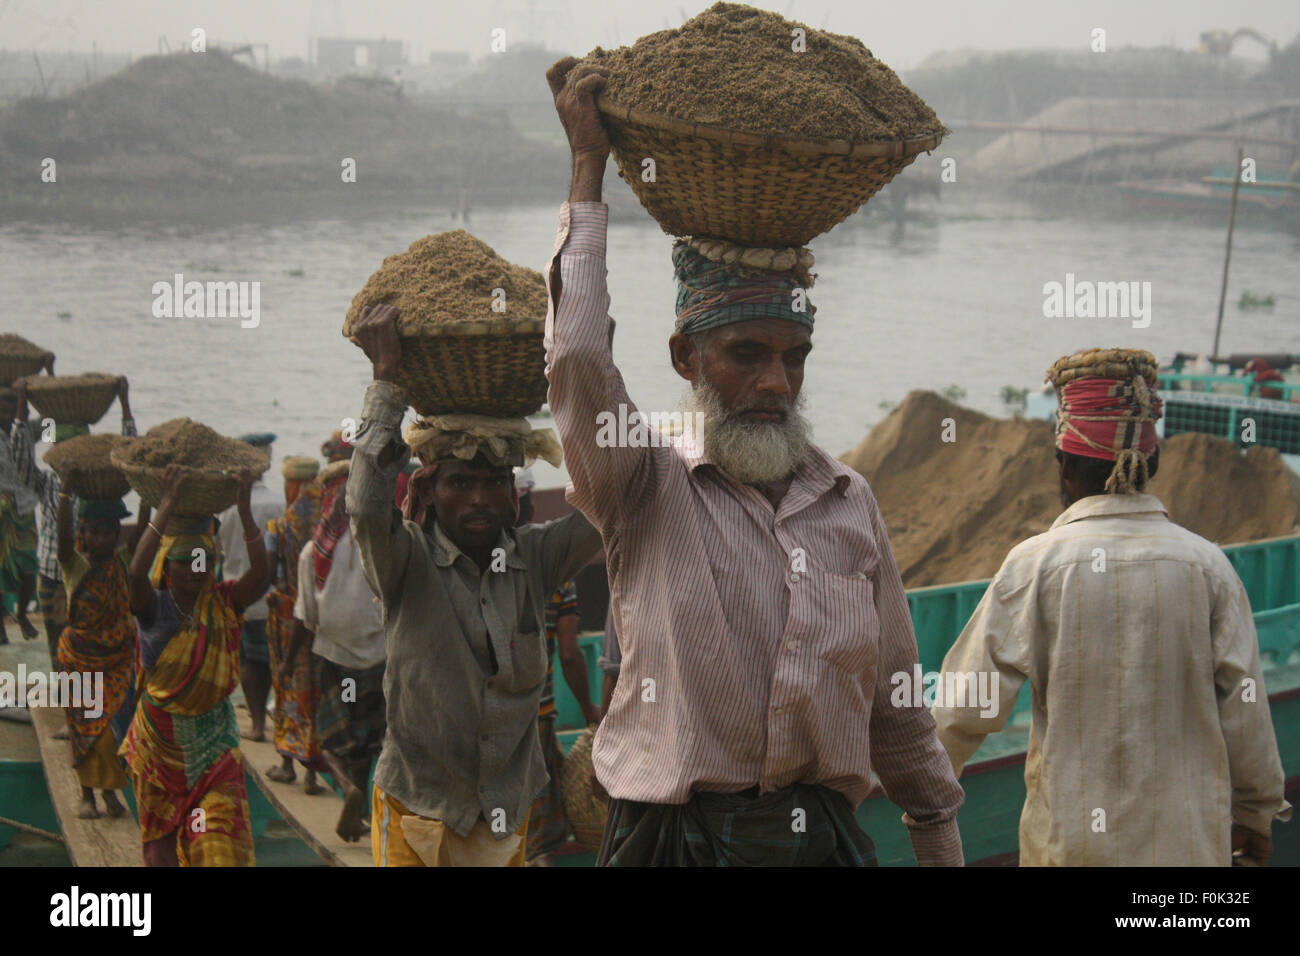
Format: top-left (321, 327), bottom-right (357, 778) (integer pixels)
top-left (545, 203), bottom-right (964, 865)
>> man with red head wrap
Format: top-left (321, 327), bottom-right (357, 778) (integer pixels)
top-left (932, 348), bottom-right (1289, 866)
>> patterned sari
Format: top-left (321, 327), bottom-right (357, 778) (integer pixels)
top-left (266, 480), bottom-right (326, 770)
top-left (58, 549), bottom-right (135, 789)
top-left (121, 578), bottom-right (254, 867)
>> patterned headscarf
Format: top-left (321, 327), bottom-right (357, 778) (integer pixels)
top-left (312, 464), bottom-right (350, 590)
top-left (148, 517), bottom-right (218, 588)
top-left (321, 430), bottom-right (354, 463)
top-left (672, 241), bottom-right (815, 336)
top-left (1048, 349), bottom-right (1164, 494)
top-left (403, 414), bottom-right (562, 471)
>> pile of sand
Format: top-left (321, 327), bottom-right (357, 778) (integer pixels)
top-left (580, 2), bottom-right (942, 142)
top-left (840, 391), bottom-right (1300, 587)
top-left (44, 433), bottom-right (128, 472)
top-left (24, 372), bottom-right (117, 392)
top-left (343, 230), bottom-right (548, 337)
top-left (118, 418), bottom-right (268, 472)
top-left (44, 433), bottom-right (132, 499)
top-left (0, 333), bottom-right (49, 358)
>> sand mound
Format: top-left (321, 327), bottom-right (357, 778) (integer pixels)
top-left (840, 391), bottom-right (1300, 587)
top-left (580, 2), bottom-right (942, 142)
top-left (119, 418), bottom-right (268, 472)
top-left (342, 230), bottom-right (547, 337)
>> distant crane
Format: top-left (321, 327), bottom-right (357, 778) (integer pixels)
top-left (223, 42), bottom-right (271, 72)
top-left (1198, 28), bottom-right (1278, 59)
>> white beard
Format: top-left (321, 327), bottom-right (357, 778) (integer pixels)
top-left (680, 380), bottom-right (812, 486)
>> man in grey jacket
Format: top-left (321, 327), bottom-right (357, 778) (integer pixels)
top-left (347, 303), bottom-right (602, 866)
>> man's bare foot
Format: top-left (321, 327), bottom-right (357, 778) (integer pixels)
top-left (266, 764), bottom-right (296, 783)
top-left (303, 771), bottom-right (324, 795)
top-left (77, 795), bottom-right (101, 819)
top-left (336, 788), bottom-right (367, 842)
top-left (102, 792), bottom-right (127, 819)
top-left (17, 614), bottom-right (38, 640)
top-left (241, 728), bottom-right (266, 742)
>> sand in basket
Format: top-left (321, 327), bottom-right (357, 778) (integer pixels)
top-left (43, 433), bottom-right (133, 501)
top-left (576, 2), bottom-right (946, 246)
top-left (342, 230), bottom-right (550, 418)
top-left (111, 418), bottom-right (270, 516)
top-left (0, 333), bottom-right (54, 386)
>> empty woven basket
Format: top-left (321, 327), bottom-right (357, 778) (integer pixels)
top-left (560, 726), bottom-right (609, 853)
top-left (597, 95), bottom-right (944, 247)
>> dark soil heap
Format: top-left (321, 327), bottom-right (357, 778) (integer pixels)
top-left (119, 418), bottom-right (268, 472)
top-left (841, 391), bottom-right (1300, 587)
top-left (343, 230), bottom-right (548, 336)
top-left (580, 2), bottom-right (943, 142)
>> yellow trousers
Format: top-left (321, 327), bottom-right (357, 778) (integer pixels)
top-left (74, 728), bottom-right (128, 791)
top-left (371, 784), bottom-right (528, 867)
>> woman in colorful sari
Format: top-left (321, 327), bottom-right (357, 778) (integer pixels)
top-left (0, 386), bottom-right (40, 642)
top-left (54, 481), bottom-right (151, 819)
top-left (123, 464), bottom-right (268, 867)
top-left (264, 456), bottom-right (326, 792)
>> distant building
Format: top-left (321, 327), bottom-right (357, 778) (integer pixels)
top-left (314, 37), bottom-right (404, 75)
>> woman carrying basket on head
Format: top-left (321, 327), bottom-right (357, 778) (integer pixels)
top-left (54, 478), bottom-right (151, 820)
top-left (264, 456), bottom-right (328, 793)
top-left (122, 464), bottom-right (268, 867)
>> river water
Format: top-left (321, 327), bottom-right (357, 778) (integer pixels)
top-left (3, 195), bottom-right (1296, 490)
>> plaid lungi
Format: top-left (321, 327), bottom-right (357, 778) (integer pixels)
top-left (314, 654), bottom-right (386, 760)
top-left (597, 782), bottom-right (877, 867)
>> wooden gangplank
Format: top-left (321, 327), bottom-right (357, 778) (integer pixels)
top-left (236, 712), bottom-right (372, 867)
top-left (30, 705), bottom-right (142, 867)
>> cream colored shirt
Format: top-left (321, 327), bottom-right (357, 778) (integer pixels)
top-left (932, 492), bottom-right (1290, 866)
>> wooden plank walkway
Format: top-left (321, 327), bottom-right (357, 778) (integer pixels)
top-left (30, 705), bottom-right (142, 867)
top-left (236, 711), bottom-right (372, 867)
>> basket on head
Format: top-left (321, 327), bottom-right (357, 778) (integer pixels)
top-left (19, 373), bottom-right (120, 426)
top-left (43, 433), bottom-right (134, 501)
top-left (342, 231), bottom-right (551, 418)
top-left (110, 418), bottom-right (271, 516)
top-left (390, 321), bottom-right (548, 419)
top-left (597, 97), bottom-right (943, 247)
top-left (560, 725), bottom-right (609, 852)
top-left (281, 456), bottom-right (320, 482)
top-left (0, 333), bottom-right (54, 386)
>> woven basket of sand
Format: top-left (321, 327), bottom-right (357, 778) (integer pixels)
top-left (0, 333), bottom-right (54, 387)
top-left (582, 3), bottom-right (945, 247)
top-left (111, 418), bottom-right (270, 516)
top-left (44, 434), bottom-right (134, 501)
top-left (19, 373), bottom-right (120, 426)
top-left (343, 231), bottom-right (549, 419)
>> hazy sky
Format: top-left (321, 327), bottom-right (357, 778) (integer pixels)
top-left (1, 0), bottom-right (1296, 69)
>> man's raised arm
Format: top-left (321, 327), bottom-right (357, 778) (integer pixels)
top-left (542, 57), bottom-right (663, 533)
top-left (345, 304), bottom-right (414, 604)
